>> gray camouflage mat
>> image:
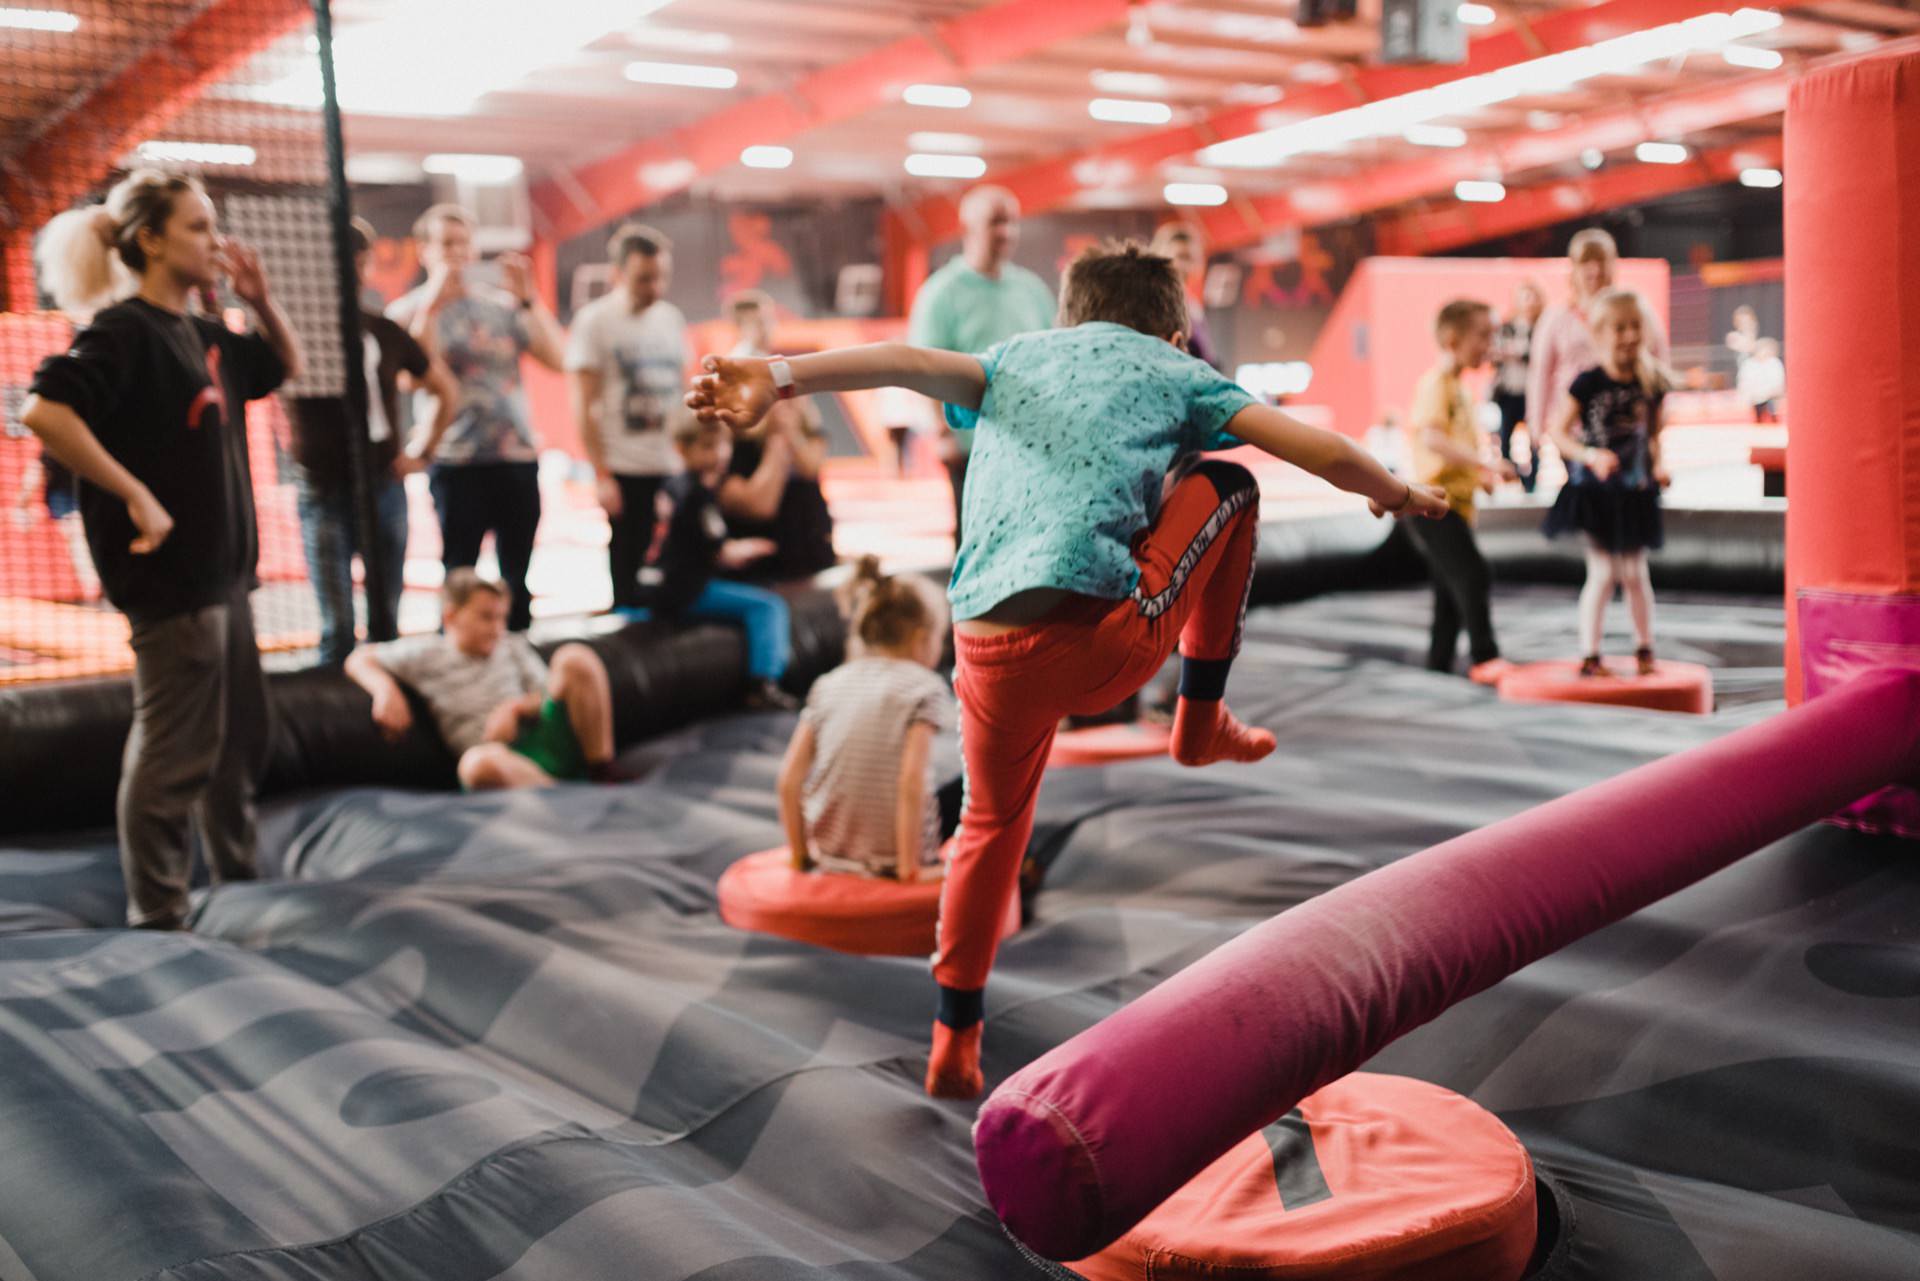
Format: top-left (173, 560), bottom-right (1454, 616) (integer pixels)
top-left (1, 589), bottom-right (1916, 1279)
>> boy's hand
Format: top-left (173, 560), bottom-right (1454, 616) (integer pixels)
top-left (687, 356), bottom-right (776, 432)
top-left (482, 700), bottom-right (529, 744)
top-left (1653, 463), bottom-right (1672, 489)
top-left (1369, 482), bottom-right (1449, 520)
top-left (1585, 448), bottom-right (1621, 481)
top-left (370, 686), bottom-right (413, 741)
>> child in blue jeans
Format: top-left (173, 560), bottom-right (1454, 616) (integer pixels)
top-left (625, 417), bottom-right (796, 708)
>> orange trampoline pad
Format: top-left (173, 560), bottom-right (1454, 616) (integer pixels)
top-left (1070, 1073), bottom-right (1536, 1281)
top-left (1050, 722), bottom-right (1173, 768)
top-left (1497, 659), bottom-right (1713, 715)
top-left (716, 847), bottom-right (1018, 957)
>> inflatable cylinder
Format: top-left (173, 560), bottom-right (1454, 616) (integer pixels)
top-left (976, 668), bottom-right (1920, 1261)
top-left (1784, 47), bottom-right (1920, 832)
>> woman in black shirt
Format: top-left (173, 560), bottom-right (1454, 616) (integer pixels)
top-left (22, 169), bottom-right (302, 929)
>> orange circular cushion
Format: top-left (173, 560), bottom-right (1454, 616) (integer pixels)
top-left (1497, 659), bottom-right (1713, 715)
top-left (1051, 722), bottom-right (1173, 767)
top-left (1069, 1073), bottom-right (1536, 1281)
top-left (716, 847), bottom-right (1018, 957)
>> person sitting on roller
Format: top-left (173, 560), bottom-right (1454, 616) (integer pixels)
top-left (688, 239), bottom-right (1448, 1099)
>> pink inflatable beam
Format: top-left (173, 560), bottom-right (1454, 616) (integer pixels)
top-left (976, 668), bottom-right (1920, 1261)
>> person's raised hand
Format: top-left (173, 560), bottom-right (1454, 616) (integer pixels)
top-left (217, 239), bottom-right (269, 307)
top-left (686, 355), bottom-right (776, 432)
top-left (498, 252), bottom-right (536, 305)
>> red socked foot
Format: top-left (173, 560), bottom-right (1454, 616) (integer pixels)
top-left (926, 1020), bottom-right (985, 1099)
top-left (1171, 700), bottom-right (1276, 766)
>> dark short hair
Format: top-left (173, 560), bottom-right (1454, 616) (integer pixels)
top-left (608, 222), bottom-right (670, 264)
top-left (1058, 239), bottom-right (1188, 339)
top-left (443, 567), bottom-right (508, 610)
top-left (1435, 299), bottom-right (1492, 343)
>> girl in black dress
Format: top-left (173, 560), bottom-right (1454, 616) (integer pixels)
top-left (1542, 288), bottom-right (1671, 677)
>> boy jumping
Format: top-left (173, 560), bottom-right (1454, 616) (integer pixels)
top-left (689, 242), bottom-right (1446, 1098)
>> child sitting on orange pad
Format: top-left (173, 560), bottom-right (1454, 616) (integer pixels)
top-left (690, 241), bottom-right (1447, 1098)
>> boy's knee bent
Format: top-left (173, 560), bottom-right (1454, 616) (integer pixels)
top-left (458, 744), bottom-right (509, 790)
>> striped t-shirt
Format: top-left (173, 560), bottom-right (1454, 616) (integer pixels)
top-left (367, 632), bottom-right (549, 755)
top-left (800, 657), bottom-right (956, 877)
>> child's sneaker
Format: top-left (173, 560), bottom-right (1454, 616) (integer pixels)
top-left (745, 679), bottom-right (800, 711)
top-left (1635, 646), bottom-right (1657, 676)
top-left (1578, 654), bottom-right (1607, 678)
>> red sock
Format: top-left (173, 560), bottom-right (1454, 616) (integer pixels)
top-left (925, 1020), bottom-right (984, 1099)
top-left (1171, 698), bottom-right (1275, 766)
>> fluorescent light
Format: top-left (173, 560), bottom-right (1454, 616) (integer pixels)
top-left (629, 26), bottom-right (733, 54)
top-left (345, 153), bottom-right (426, 184)
top-left (907, 132), bottom-right (983, 154)
top-left (1458, 3), bottom-right (1496, 25)
top-left (1581, 147), bottom-right (1605, 169)
top-left (423, 152), bottom-right (524, 181)
top-left (1091, 69), bottom-right (1170, 96)
top-left (1202, 8), bottom-right (1784, 169)
top-left (1455, 180), bottom-right (1506, 202)
top-left (1234, 361), bottom-right (1314, 397)
top-left (640, 158), bottom-right (697, 190)
top-left (905, 153), bottom-right (987, 179)
top-left (1164, 182), bottom-right (1228, 206)
top-left (1740, 166), bottom-right (1783, 188)
top-left (624, 60), bottom-right (738, 89)
top-left (1722, 44), bottom-right (1783, 69)
top-left (136, 141), bottom-right (257, 166)
top-left (1405, 124), bottom-right (1467, 148)
top-left (0, 7), bottom-right (78, 31)
top-left (1635, 141), bottom-right (1689, 164)
top-left (1090, 98), bottom-right (1174, 125)
top-left (740, 145), bottom-right (792, 170)
top-left (904, 84), bottom-right (971, 109)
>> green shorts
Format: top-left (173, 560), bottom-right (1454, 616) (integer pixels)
top-left (509, 698), bottom-right (587, 781)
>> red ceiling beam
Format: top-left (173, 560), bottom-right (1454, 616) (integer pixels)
top-left (904, 0), bottom-right (1739, 244)
top-left (1194, 70), bottom-right (1793, 253)
top-left (1, 0), bottom-right (309, 310)
top-left (528, 0), bottom-right (1137, 245)
top-left (1371, 134), bottom-right (1784, 256)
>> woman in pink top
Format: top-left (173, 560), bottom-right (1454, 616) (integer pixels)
top-left (1526, 228), bottom-right (1668, 444)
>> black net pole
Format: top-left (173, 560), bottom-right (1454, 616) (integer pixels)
top-left (310, 0), bottom-right (392, 643)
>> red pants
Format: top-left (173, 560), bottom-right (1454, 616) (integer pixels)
top-left (934, 460), bottom-right (1260, 992)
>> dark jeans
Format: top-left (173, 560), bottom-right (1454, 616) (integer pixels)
top-left (946, 451), bottom-right (969, 551)
top-left (1493, 390), bottom-right (1535, 492)
top-left (429, 462), bottom-right (541, 631)
top-left (1406, 509), bottom-right (1500, 672)
top-left (295, 468), bottom-right (408, 666)
top-left (607, 473), bottom-right (666, 610)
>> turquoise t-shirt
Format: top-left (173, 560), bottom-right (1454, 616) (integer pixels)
top-left (908, 257), bottom-right (1057, 456)
top-left (943, 323), bottom-right (1257, 621)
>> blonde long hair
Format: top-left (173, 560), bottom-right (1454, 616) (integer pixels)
top-left (1586, 288), bottom-right (1670, 397)
top-left (35, 169), bottom-right (205, 322)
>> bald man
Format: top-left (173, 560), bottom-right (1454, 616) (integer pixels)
top-left (907, 185), bottom-right (1057, 549)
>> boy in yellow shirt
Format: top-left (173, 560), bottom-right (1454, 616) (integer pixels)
top-left (1405, 299), bottom-right (1516, 680)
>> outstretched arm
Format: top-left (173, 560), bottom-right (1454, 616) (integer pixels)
top-left (1224, 403), bottom-right (1449, 520)
top-left (687, 345), bottom-right (986, 433)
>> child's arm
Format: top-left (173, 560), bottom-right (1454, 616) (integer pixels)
top-left (778, 722), bottom-right (817, 870)
top-left (1545, 394), bottom-right (1618, 480)
top-left (716, 429), bottom-right (793, 522)
top-left (20, 396), bottom-right (173, 552)
top-left (894, 722), bottom-right (936, 885)
top-left (1649, 396), bottom-right (1670, 488)
top-left (1223, 403), bottom-right (1449, 520)
top-left (343, 648), bottom-right (415, 741)
top-left (688, 346), bottom-right (987, 434)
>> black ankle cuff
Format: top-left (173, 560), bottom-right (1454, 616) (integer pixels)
top-left (937, 985), bottom-right (985, 1029)
top-left (1178, 657), bottom-right (1232, 701)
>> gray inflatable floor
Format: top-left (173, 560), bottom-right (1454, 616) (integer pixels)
top-left (0, 589), bottom-right (1915, 1280)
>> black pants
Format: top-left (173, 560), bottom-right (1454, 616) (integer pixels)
top-left (429, 462), bottom-right (541, 631)
top-left (1406, 509), bottom-right (1500, 672)
top-left (946, 451), bottom-right (969, 551)
top-left (607, 473), bottom-right (665, 610)
top-left (1492, 390), bottom-right (1534, 492)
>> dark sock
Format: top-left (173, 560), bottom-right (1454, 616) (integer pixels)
top-left (937, 984), bottom-right (985, 1030)
top-left (1177, 656), bottom-right (1232, 702)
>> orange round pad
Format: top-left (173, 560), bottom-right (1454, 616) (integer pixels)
top-left (1069, 1073), bottom-right (1536, 1281)
top-left (1497, 658), bottom-right (1713, 715)
top-left (1050, 722), bottom-right (1173, 768)
top-left (716, 847), bottom-right (1018, 957)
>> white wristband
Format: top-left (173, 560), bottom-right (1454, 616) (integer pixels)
top-left (769, 358), bottom-right (796, 400)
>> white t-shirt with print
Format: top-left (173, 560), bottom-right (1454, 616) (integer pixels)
top-left (565, 292), bottom-right (689, 477)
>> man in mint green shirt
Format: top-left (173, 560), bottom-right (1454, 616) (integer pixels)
top-left (907, 185), bottom-right (1056, 548)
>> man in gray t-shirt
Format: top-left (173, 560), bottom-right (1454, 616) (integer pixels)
top-left (344, 570), bottom-right (621, 790)
top-left (566, 224), bottom-right (690, 609)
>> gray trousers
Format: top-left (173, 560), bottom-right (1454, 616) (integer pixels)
top-left (118, 590), bottom-right (270, 927)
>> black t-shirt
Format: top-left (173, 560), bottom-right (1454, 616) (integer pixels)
top-left (29, 297), bottom-right (285, 624)
top-left (282, 310), bottom-right (428, 493)
top-left (635, 472), bottom-right (726, 614)
top-left (724, 435), bottom-right (836, 581)
top-left (1567, 367), bottom-right (1662, 489)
